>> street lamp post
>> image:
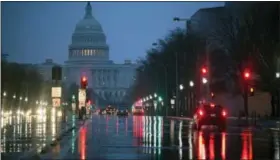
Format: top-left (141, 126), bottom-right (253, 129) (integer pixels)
top-left (12, 94), bottom-right (16, 109)
top-left (2, 92), bottom-right (7, 109)
top-left (189, 81), bottom-right (195, 116)
top-left (276, 72), bottom-right (280, 117)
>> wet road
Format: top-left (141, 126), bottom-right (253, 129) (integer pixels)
top-left (1, 110), bottom-right (78, 159)
top-left (40, 115), bottom-right (280, 160)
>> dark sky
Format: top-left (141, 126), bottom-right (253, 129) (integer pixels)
top-left (1, 1), bottom-right (224, 64)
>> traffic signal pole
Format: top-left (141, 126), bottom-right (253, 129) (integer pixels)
top-left (79, 76), bottom-right (88, 120)
top-left (244, 82), bottom-right (249, 118)
top-left (243, 69), bottom-right (250, 119)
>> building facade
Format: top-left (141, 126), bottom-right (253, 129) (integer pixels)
top-left (63, 2), bottom-right (138, 107)
top-left (37, 59), bottom-right (59, 82)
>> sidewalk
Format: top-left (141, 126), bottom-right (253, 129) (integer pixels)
top-left (40, 118), bottom-right (91, 159)
top-left (18, 113), bottom-right (78, 160)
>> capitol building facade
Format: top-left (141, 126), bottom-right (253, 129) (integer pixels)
top-left (38, 2), bottom-right (138, 107)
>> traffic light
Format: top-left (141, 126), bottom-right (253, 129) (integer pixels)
top-left (80, 76), bottom-right (88, 89)
top-left (52, 65), bottom-right (62, 81)
top-left (249, 87), bottom-right (254, 96)
top-left (201, 67), bottom-right (207, 74)
top-left (243, 70), bottom-right (251, 80)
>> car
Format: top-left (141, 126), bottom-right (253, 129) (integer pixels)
top-left (132, 106), bottom-right (144, 115)
top-left (192, 103), bottom-right (227, 131)
top-left (117, 109), bottom-right (129, 116)
top-left (106, 106), bottom-right (116, 115)
top-left (99, 109), bottom-right (107, 115)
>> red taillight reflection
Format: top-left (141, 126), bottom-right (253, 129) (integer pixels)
top-left (222, 110), bottom-right (227, 117)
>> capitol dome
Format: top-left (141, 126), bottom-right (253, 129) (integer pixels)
top-left (68, 2), bottom-right (109, 62)
top-left (74, 2), bottom-right (103, 33)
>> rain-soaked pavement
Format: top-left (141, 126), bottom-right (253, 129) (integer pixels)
top-left (1, 110), bottom-right (78, 159)
top-left (33, 115), bottom-right (280, 160)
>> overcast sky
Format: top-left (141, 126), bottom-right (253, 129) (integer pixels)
top-left (1, 1), bottom-right (224, 64)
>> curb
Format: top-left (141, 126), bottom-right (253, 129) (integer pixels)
top-left (18, 120), bottom-right (75, 160)
top-left (39, 119), bottom-right (90, 160)
top-left (166, 116), bottom-right (192, 121)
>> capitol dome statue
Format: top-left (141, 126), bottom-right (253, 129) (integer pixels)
top-left (68, 2), bottom-right (109, 62)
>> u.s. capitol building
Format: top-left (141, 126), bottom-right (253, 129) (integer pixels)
top-left (38, 2), bottom-right (138, 107)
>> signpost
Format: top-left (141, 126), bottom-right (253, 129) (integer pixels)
top-left (78, 89), bottom-right (86, 109)
top-left (52, 87), bottom-right (62, 107)
top-left (52, 98), bottom-right (61, 107)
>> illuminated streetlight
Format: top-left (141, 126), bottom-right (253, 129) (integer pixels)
top-left (179, 84), bottom-right (184, 90)
top-left (189, 81), bottom-right (194, 87)
top-left (19, 97), bottom-right (23, 101)
top-left (13, 94), bottom-right (16, 99)
top-left (149, 95), bottom-right (152, 99)
top-left (3, 92), bottom-right (6, 97)
top-left (276, 72), bottom-right (280, 78)
top-left (202, 77), bottom-right (208, 84)
top-left (24, 97), bottom-right (28, 102)
top-left (154, 93), bottom-right (157, 98)
top-left (36, 100), bottom-right (39, 105)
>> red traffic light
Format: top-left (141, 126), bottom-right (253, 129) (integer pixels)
top-left (244, 70), bottom-right (251, 79)
top-left (82, 76), bottom-right (87, 82)
top-left (201, 67), bottom-right (207, 74)
top-left (81, 76), bottom-right (88, 89)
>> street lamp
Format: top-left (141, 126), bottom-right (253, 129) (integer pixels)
top-left (179, 84), bottom-right (184, 91)
top-left (3, 92), bottom-right (6, 97)
top-left (36, 100), bottom-right (39, 105)
top-left (202, 77), bottom-right (208, 84)
top-left (19, 97), bottom-right (23, 101)
top-left (13, 94), bottom-right (16, 99)
top-left (189, 81), bottom-right (194, 87)
top-left (154, 93), bottom-right (157, 98)
top-left (276, 72), bottom-right (280, 78)
top-left (24, 97), bottom-right (28, 102)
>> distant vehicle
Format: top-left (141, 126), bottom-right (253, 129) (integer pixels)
top-left (106, 106), bottom-right (116, 115)
top-left (132, 106), bottom-right (144, 115)
top-left (99, 108), bottom-right (107, 115)
top-left (117, 109), bottom-right (129, 116)
top-left (192, 103), bottom-right (227, 131)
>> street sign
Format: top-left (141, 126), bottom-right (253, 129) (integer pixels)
top-left (78, 89), bottom-right (86, 101)
top-left (52, 98), bottom-right (61, 107)
top-left (78, 89), bottom-right (86, 109)
top-left (52, 87), bottom-right (62, 98)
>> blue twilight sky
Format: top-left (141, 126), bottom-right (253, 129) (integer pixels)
top-left (1, 1), bottom-right (224, 64)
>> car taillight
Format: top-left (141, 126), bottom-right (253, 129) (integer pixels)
top-left (222, 110), bottom-right (227, 116)
top-left (198, 109), bottom-right (203, 116)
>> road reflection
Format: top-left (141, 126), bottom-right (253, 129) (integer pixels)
top-left (241, 129), bottom-right (253, 160)
top-left (132, 116), bottom-right (163, 158)
top-left (1, 109), bottom-right (64, 154)
top-left (130, 117), bottom-right (279, 160)
top-left (79, 126), bottom-right (87, 160)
